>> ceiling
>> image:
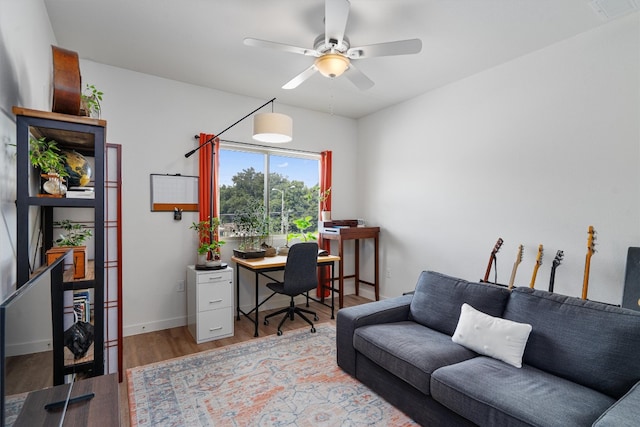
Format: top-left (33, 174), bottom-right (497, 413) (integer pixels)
top-left (43, 0), bottom-right (629, 119)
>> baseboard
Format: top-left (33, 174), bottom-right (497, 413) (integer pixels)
top-left (124, 315), bottom-right (186, 337)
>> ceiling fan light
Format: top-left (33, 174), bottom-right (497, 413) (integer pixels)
top-left (315, 54), bottom-right (350, 78)
top-left (252, 112), bottom-right (293, 143)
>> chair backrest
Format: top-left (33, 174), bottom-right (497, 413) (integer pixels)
top-left (283, 242), bottom-right (319, 295)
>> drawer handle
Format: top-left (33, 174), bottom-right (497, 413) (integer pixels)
top-left (208, 276), bottom-right (223, 281)
top-left (209, 299), bottom-right (223, 304)
top-left (209, 326), bottom-right (223, 331)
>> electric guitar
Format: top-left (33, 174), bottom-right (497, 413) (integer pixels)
top-left (483, 238), bottom-right (504, 283)
top-left (582, 226), bottom-right (596, 300)
top-left (529, 244), bottom-right (544, 288)
top-left (508, 245), bottom-right (524, 290)
top-left (548, 250), bottom-right (564, 293)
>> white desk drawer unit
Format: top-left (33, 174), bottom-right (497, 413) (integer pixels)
top-left (187, 266), bottom-right (234, 343)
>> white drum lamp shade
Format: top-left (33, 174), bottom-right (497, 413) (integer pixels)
top-left (253, 112), bottom-right (293, 143)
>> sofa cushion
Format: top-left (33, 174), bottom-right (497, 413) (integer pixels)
top-left (504, 287), bottom-right (640, 398)
top-left (452, 303), bottom-right (532, 368)
top-left (409, 271), bottom-right (511, 336)
top-left (593, 381), bottom-right (640, 426)
top-left (431, 356), bottom-right (615, 427)
top-left (353, 321), bottom-right (477, 395)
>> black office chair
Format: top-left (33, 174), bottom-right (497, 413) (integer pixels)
top-left (264, 242), bottom-right (320, 335)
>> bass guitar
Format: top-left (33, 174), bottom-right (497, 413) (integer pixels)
top-left (483, 238), bottom-right (504, 283)
top-left (582, 226), bottom-right (596, 300)
top-left (548, 250), bottom-right (564, 293)
top-left (508, 245), bottom-right (523, 290)
top-left (529, 244), bottom-right (544, 288)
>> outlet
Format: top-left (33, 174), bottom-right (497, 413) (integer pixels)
top-left (177, 279), bottom-right (185, 292)
top-left (386, 269), bottom-right (391, 278)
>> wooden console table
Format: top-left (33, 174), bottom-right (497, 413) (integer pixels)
top-left (319, 226), bottom-right (380, 308)
top-left (13, 374), bottom-right (119, 427)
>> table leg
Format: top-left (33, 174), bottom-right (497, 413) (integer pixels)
top-left (355, 238), bottom-right (360, 296)
top-left (374, 235), bottom-right (380, 301)
top-left (331, 261), bottom-right (335, 319)
top-left (254, 271), bottom-right (259, 337)
top-left (236, 267), bottom-right (241, 320)
top-left (338, 238), bottom-right (344, 309)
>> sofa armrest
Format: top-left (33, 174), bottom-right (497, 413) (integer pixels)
top-left (336, 295), bottom-right (412, 376)
top-left (592, 381), bottom-right (640, 426)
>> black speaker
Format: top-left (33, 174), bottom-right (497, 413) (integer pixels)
top-left (622, 247), bottom-right (640, 311)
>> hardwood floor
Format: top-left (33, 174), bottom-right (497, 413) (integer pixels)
top-left (119, 294), bottom-right (371, 426)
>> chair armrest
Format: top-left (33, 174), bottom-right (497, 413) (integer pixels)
top-left (592, 381), bottom-right (640, 426)
top-left (336, 295), bottom-right (412, 376)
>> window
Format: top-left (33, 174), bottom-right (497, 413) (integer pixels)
top-left (218, 144), bottom-right (321, 239)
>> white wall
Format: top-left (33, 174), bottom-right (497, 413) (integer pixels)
top-left (0, 0), bottom-right (57, 300)
top-left (358, 13), bottom-right (640, 305)
top-left (77, 61), bottom-right (359, 335)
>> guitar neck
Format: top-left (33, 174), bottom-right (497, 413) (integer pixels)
top-left (529, 265), bottom-right (540, 289)
top-left (508, 262), bottom-right (518, 289)
top-left (548, 267), bottom-right (557, 292)
top-left (483, 255), bottom-right (494, 282)
top-left (582, 226), bottom-right (596, 300)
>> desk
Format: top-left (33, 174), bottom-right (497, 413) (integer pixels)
top-left (232, 254), bottom-right (340, 337)
top-left (13, 374), bottom-right (118, 427)
top-left (319, 226), bottom-right (380, 308)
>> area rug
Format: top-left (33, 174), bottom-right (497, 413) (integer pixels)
top-left (127, 323), bottom-right (417, 426)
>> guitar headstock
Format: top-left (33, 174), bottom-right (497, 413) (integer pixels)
top-left (552, 250), bottom-right (564, 267)
top-left (516, 245), bottom-right (523, 265)
top-left (492, 238), bottom-right (504, 255)
top-left (535, 244), bottom-right (544, 266)
top-left (587, 226), bottom-right (596, 254)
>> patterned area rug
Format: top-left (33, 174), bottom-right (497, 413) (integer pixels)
top-left (127, 323), bottom-right (417, 426)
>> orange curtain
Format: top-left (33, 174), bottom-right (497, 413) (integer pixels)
top-left (198, 133), bottom-right (220, 251)
top-left (317, 150), bottom-right (332, 297)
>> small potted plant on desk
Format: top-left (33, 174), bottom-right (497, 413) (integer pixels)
top-left (46, 220), bottom-right (92, 279)
top-left (190, 217), bottom-right (226, 268)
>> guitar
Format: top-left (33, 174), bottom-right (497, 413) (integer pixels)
top-left (51, 45), bottom-right (81, 115)
top-left (529, 244), bottom-right (544, 288)
top-left (581, 226), bottom-right (596, 300)
top-left (548, 250), bottom-right (564, 293)
top-left (508, 245), bottom-right (524, 290)
top-left (483, 238), bottom-right (504, 283)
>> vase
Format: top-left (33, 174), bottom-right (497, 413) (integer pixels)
top-left (321, 210), bottom-right (331, 221)
top-left (42, 173), bottom-right (67, 196)
top-left (205, 259), bottom-right (222, 267)
top-left (197, 253), bottom-right (207, 266)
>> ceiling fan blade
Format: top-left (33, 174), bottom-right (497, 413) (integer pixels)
top-left (325, 0), bottom-right (350, 48)
top-left (344, 63), bottom-right (374, 90)
top-left (243, 38), bottom-right (319, 57)
top-left (347, 38), bottom-right (422, 59)
top-left (282, 64), bottom-right (318, 90)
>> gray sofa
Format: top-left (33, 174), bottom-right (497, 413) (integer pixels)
top-left (336, 270), bottom-right (640, 426)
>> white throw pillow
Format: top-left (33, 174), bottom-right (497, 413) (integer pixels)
top-left (452, 303), bottom-right (532, 368)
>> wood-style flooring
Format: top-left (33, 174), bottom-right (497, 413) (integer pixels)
top-left (119, 294), bottom-right (371, 426)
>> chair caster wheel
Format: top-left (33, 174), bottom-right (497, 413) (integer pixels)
top-left (277, 330), bottom-right (283, 336)
top-left (264, 320), bottom-right (269, 325)
top-left (311, 327), bottom-right (316, 333)
top-left (313, 316), bottom-right (319, 321)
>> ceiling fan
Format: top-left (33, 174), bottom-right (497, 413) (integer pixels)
top-left (243, 0), bottom-right (422, 90)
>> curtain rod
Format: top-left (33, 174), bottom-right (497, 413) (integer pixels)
top-left (193, 135), bottom-right (320, 156)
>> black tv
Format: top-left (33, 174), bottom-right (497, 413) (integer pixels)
top-left (1, 253), bottom-right (68, 427)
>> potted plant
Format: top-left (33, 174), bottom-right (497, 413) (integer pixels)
top-left (319, 187), bottom-right (332, 221)
top-left (233, 201), bottom-right (269, 259)
top-left (288, 216), bottom-right (318, 243)
top-left (80, 84), bottom-right (103, 118)
top-left (29, 136), bottom-right (69, 196)
top-left (190, 217), bottom-right (225, 267)
top-left (46, 219), bottom-right (92, 279)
